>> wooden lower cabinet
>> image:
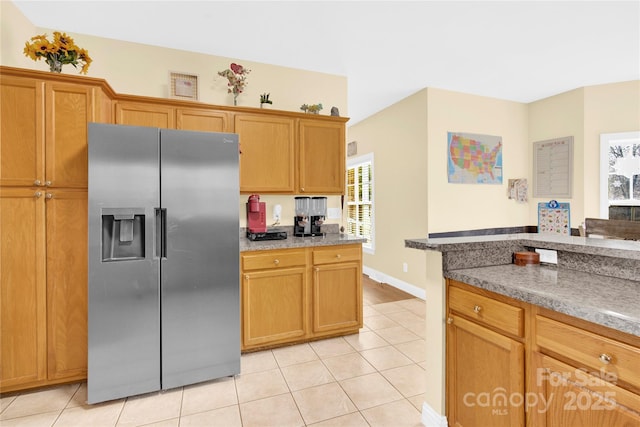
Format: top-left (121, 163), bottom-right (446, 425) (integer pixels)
top-left (0, 188), bottom-right (47, 389)
top-left (447, 280), bottom-right (640, 427)
top-left (45, 190), bottom-right (87, 381)
top-left (241, 244), bottom-right (362, 351)
top-left (312, 246), bottom-right (362, 335)
top-left (533, 353), bottom-right (640, 427)
top-left (0, 188), bottom-right (87, 392)
top-left (446, 282), bottom-right (525, 427)
top-left (242, 266), bottom-right (308, 349)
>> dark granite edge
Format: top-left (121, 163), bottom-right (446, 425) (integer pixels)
top-left (445, 269), bottom-right (640, 337)
top-left (428, 225), bottom-right (538, 238)
top-left (405, 236), bottom-right (640, 260)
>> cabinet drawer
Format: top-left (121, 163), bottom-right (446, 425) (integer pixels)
top-left (242, 250), bottom-right (306, 271)
top-left (448, 286), bottom-right (524, 337)
top-left (536, 315), bottom-right (640, 391)
top-left (313, 245), bottom-right (361, 265)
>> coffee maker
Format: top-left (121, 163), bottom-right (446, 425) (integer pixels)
top-left (294, 196), bottom-right (326, 237)
top-left (246, 194), bottom-right (267, 234)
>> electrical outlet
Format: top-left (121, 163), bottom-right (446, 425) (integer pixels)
top-left (273, 204), bottom-right (282, 221)
top-left (402, 262), bottom-right (408, 273)
top-left (327, 208), bottom-right (341, 219)
top-left (535, 248), bottom-right (557, 264)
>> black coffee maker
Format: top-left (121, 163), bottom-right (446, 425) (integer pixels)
top-left (294, 196), bottom-right (326, 237)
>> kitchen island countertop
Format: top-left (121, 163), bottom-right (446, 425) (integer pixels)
top-left (406, 233), bottom-right (640, 336)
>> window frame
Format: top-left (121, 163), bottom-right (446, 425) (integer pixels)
top-left (347, 153), bottom-right (374, 254)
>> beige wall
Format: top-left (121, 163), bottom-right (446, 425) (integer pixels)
top-left (1, 0), bottom-right (348, 227)
top-left (426, 88), bottom-right (530, 232)
top-left (528, 80), bottom-right (640, 227)
top-left (347, 90), bottom-right (429, 292)
top-left (348, 88), bottom-right (530, 293)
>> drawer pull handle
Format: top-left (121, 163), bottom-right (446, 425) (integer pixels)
top-left (473, 305), bottom-right (482, 314)
top-left (447, 317), bottom-right (453, 325)
top-left (599, 353), bottom-right (612, 364)
top-left (273, 259), bottom-right (280, 265)
top-left (34, 191), bottom-right (42, 198)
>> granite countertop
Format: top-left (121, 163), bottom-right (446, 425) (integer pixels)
top-left (240, 228), bottom-right (366, 252)
top-left (446, 264), bottom-right (640, 336)
top-left (406, 233), bottom-right (640, 337)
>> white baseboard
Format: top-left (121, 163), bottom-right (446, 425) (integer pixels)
top-left (362, 266), bottom-right (426, 300)
top-left (421, 402), bottom-right (448, 427)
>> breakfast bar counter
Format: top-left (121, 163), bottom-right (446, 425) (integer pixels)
top-left (406, 233), bottom-right (640, 336)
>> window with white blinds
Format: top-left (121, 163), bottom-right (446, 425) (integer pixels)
top-left (347, 153), bottom-right (374, 252)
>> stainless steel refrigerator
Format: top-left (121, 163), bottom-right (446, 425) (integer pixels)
top-left (87, 123), bottom-right (240, 404)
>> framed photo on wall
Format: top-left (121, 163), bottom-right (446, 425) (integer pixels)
top-left (169, 71), bottom-right (199, 100)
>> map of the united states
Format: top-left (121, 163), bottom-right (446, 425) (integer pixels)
top-left (448, 132), bottom-right (503, 184)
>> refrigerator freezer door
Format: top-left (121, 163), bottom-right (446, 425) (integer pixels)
top-left (88, 124), bottom-right (161, 404)
top-left (160, 129), bottom-right (240, 389)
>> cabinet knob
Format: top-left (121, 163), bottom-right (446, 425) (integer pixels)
top-left (336, 254), bottom-right (341, 259)
top-left (244, 274), bottom-right (249, 280)
top-left (45, 181), bottom-right (52, 187)
top-left (34, 191), bottom-right (42, 198)
top-left (301, 188), bottom-right (305, 192)
top-left (473, 305), bottom-right (482, 314)
top-left (273, 259), bottom-right (280, 265)
top-left (598, 353), bottom-right (612, 364)
top-left (34, 180), bottom-right (42, 186)
top-left (447, 317), bottom-right (453, 324)
top-left (45, 193), bottom-right (53, 199)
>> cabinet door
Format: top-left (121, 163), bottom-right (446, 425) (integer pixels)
top-left (45, 190), bottom-right (87, 381)
top-left (241, 267), bottom-right (307, 349)
top-left (177, 108), bottom-right (229, 132)
top-left (312, 261), bottom-right (362, 334)
top-left (115, 101), bottom-right (175, 128)
top-left (533, 353), bottom-right (640, 426)
top-left (298, 119), bottom-right (345, 194)
top-left (45, 82), bottom-right (95, 188)
top-left (235, 114), bottom-right (295, 193)
top-left (0, 188), bottom-right (46, 390)
top-left (0, 76), bottom-right (44, 187)
top-left (447, 314), bottom-right (525, 427)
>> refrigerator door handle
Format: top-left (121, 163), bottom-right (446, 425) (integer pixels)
top-left (155, 208), bottom-right (167, 259)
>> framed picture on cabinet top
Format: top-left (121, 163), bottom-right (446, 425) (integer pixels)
top-left (169, 71), bottom-right (199, 100)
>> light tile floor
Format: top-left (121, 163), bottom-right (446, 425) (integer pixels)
top-left (0, 298), bottom-right (426, 427)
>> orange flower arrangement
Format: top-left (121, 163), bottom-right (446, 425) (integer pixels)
top-left (24, 31), bottom-right (92, 74)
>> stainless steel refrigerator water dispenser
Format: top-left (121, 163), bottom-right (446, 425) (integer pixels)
top-left (101, 208), bottom-right (145, 261)
top-left (88, 123), bottom-right (240, 404)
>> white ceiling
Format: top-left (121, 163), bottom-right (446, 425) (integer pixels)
top-left (14, 0), bottom-right (640, 125)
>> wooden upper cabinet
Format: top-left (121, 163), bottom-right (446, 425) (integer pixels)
top-left (0, 76), bottom-right (107, 189)
top-left (115, 101), bottom-right (175, 128)
top-left (177, 108), bottom-right (229, 132)
top-left (298, 119), bottom-right (345, 194)
top-left (235, 114), bottom-right (295, 193)
top-left (45, 82), bottom-right (97, 189)
top-left (1, 76), bottom-right (44, 187)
